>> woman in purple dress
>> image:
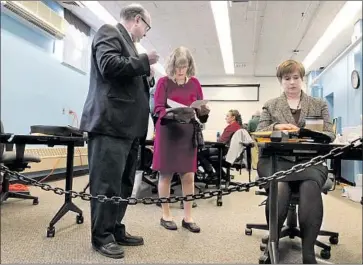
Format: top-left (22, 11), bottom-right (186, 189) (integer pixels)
top-left (152, 47), bottom-right (209, 233)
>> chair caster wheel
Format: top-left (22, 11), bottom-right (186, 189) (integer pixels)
top-left (76, 215), bottom-right (84, 224)
top-left (262, 235), bottom-right (269, 244)
top-left (245, 228), bottom-right (252, 236)
top-left (217, 200), bottom-right (222, 206)
top-left (47, 227), bottom-right (55, 237)
top-left (33, 198), bottom-right (39, 205)
top-left (329, 236), bottom-right (339, 245)
top-left (260, 243), bottom-right (266, 251)
top-left (258, 254), bottom-right (271, 264)
top-left (320, 249), bottom-right (331, 260)
top-left (151, 188), bottom-right (158, 194)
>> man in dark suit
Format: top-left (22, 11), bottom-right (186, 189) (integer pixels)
top-left (79, 3), bottom-right (159, 259)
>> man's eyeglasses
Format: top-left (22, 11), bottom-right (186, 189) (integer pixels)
top-left (140, 17), bottom-right (151, 33)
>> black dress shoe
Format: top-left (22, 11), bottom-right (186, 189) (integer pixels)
top-left (115, 232), bottom-right (144, 246)
top-left (160, 218), bottom-right (178, 230)
top-left (92, 242), bottom-right (124, 259)
top-left (182, 219), bottom-right (201, 233)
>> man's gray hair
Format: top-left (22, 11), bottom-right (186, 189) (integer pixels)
top-left (120, 3), bottom-right (148, 21)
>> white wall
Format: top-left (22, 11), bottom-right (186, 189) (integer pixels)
top-left (197, 75), bottom-right (282, 140)
top-left (146, 75), bottom-right (282, 141)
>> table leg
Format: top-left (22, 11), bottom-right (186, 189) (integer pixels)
top-left (46, 143), bottom-right (83, 238)
top-left (216, 147), bottom-right (223, 206)
top-left (268, 155), bottom-right (279, 264)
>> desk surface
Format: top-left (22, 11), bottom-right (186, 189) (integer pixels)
top-left (144, 139), bottom-right (225, 148)
top-left (259, 141), bottom-right (362, 160)
top-left (0, 133), bottom-right (85, 146)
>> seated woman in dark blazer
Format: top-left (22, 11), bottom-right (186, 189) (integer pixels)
top-left (257, 59), bottom-right (335, 264)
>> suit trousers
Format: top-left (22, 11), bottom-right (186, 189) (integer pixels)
top-left (87, 133), bottom-right (139, 246)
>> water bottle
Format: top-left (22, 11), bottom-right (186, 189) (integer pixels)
top-left (216, 132), bottom-right (220, 141)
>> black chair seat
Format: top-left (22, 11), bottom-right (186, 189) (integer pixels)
top-left (2, 152), bottom-right (41, 164)
top-left (322, 177), bottom-right (333, 194)
top-left (0, 120), bottom-right (40, 205)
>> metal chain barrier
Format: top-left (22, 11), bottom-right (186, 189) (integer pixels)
top-left (1, 137), bottom-right (361, 205)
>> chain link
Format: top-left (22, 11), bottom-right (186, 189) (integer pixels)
top-left (1, 138), bottom-right (361, 205)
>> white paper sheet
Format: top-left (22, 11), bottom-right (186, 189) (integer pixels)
top-left (190, 100), bottom-right (209, 109)
top-left (167, 99), bottom-right (209, 110)
top-left (167, 99), bottom-right (187, 108)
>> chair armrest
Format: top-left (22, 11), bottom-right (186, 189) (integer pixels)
top-left (241, 142), bottom-right (255, 148)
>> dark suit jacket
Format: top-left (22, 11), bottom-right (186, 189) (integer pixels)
top-left (257, 91), bottom-right (335, 141)
top-left (80, 23), bottom-right (151, 139)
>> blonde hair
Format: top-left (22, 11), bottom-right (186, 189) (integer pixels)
top-left (165, 46), bottom-right (196, 79)
top-left (276, 59), bottom-right (305, 81)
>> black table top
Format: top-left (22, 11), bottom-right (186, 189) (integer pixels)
top-left (259, 141), bottom-right (362, 160)
top-left (144, 139), bottom-right (226, 148)
top-left (0, 133), bottom-right (85, 147)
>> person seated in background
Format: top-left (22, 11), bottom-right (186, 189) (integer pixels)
top-left (198, 109), bottom-right (242, 181)
top-left (247, 110), bottom-right (260, 133)
top-left (256, 59), bottom-right (335, 264)
top-left (218, 110), bottom-right (243, 144)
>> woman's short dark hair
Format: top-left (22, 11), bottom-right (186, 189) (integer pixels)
top-left (276, 59), bottom-right (305, 81)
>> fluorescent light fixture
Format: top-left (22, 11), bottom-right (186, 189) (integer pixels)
top-left (303, 1), bottom-right (363, 70)
top-left (210, 1), bottom-right (234, 75)
top-left (74, 1), bottom-right (85, 8)
top-left (81, 1), bottom-right (166, 75)
top-left (81, 1), bottom-right (117, 24)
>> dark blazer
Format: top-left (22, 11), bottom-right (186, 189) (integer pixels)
top-left (80, 23), bottom-right (151, 139)
top-left (257, 91), bottom-right (335, 141)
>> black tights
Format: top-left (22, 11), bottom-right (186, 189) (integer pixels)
top-left (265, 180), bottom-right (324, 264)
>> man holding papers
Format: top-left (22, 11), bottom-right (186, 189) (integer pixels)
top-left (152, 47), bottom-right (209, 233)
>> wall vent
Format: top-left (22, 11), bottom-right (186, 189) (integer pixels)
top-left (2, 1), bottom-right (66, 39)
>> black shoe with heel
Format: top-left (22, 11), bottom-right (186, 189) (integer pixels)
top-left (160, 218), bottom-right (178, 230)
top-left (182, 219), bottom-right (201, 233)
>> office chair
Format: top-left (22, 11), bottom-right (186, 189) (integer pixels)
top-left (208, 129), bottom-right (255, 188)
top-left (228, 143), bottom-right (253, 182)
top-left (0, 121), bottom-right (41, 205)
top-left (245, 176), bottom-right (338, 262)
top-left (138, 144), bottom-right (159, 194)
